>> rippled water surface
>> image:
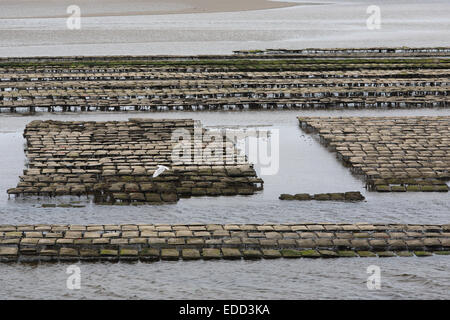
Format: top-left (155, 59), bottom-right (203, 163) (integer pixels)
top-left (1, 257), bottom-right (449, 299)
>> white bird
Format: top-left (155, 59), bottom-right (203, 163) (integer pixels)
top-left (153, 165), bottom-right (170, 178)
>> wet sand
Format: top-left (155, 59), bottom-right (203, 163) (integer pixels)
top-left (0, 0), bottom-right (300, 19)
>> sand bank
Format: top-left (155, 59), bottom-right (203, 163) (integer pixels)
top-left (0, 0), bottom-right (300, 19)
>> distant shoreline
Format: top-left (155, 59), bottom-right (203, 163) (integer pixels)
top-left (0, 0), bottom-right (305, 19)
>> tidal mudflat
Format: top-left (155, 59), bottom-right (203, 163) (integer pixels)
top-left (0, 0), bottom-right (449, 56)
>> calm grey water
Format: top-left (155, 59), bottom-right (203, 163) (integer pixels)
top-left (1, 257), bottom-right (450, 299)
top-left (0, 109), bottom-right (449, 299)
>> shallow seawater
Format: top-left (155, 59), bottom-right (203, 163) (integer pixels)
top-left (1, 109), bottom-right (449, 299)
top-left (1, 257), bottom-right (449, 299)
